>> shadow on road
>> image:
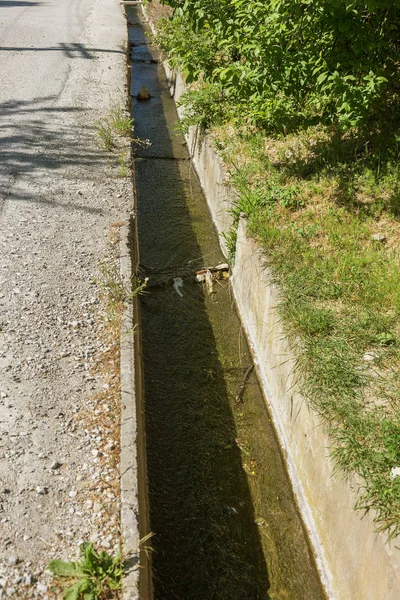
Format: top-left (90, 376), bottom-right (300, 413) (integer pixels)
top-left (0, 1), bottom-right (45, 6)
top-left (0, 43), bottom-right (124, 57)
top-left (0, 97), bottom-right (115, 214)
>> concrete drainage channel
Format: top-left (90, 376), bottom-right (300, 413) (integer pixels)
top-left (123, 4), bottom-right (327, 599)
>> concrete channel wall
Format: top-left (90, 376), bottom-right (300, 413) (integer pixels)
top-left (142, 8), bottom-right (400, 598)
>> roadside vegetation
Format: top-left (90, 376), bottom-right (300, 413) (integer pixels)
top-left (149, 0), bottom-right (400, 537)
top-left (49, 543), bottom-right (123, 600)
top-left (95, 106), bottom-right (138, 178)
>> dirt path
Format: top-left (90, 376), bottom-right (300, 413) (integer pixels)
top-left (0, 0), bottom-right (130, 596)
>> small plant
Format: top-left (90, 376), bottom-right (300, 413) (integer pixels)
top-left (118, 154), bottom-right (131, 178)
top-left (94, 106), bottom-right (134, 151)
top-left (95, 105), bottom-right (150, 158)
top-left (175, 84), bottom-right (228, 134)
top-left (96, 259), bottom-right (148, 317)
top-left (95, 119), bottom-right (115, 152)
top-left (109, 106), bottom-right (133, 138)
top-left (48, 542), bottom-right (123, 600)
top-left (221, 227), bottom-right (237, 264)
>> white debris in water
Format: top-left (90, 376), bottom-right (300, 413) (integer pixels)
top-left (173, 278), bottom-right (184, 297)
top-left (205, 270), bottom-right (214, 295)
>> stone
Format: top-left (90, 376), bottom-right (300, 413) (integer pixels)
top-left (390, 467), bottom-right (400, 480)
top-left (137, 85), bottom-right (151, 101)
top-left (371, 233), bottom-right (386, 242)
top-left (363, 352), bottom-right (377, 362)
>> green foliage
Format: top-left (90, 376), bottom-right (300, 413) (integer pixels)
top-left (94, 105), bottom-right (136, 151)
top-left (175, 83), bottom-right (228, 133)
top-left (96, 257), bottom-right (148, 318)
top-left (48, 543), bottom-right (123, 600)
top-left (108, 106), bottom-right (134, 138)
top-left (117, 153), bottom-right (131, 178)
top-left (156, 0), bottom-right (400, 132)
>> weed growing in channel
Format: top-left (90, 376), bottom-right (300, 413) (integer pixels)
top-left (48, 542), bottom-right (123, 600)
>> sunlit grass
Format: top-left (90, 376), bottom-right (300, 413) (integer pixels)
top-left (216, 124), bottom-right (400, 537)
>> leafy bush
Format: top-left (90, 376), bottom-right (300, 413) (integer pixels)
top-left (156, 0), bottom-right (400, 132)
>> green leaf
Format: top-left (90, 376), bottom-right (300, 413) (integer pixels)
top-left (82, 543), bottom-right (100, 570)
top-left (316, 72), bottom-right (328, 85)
top-left (63, 579), bottom-right (92, 600)
top-left (48, 560), bottom-right (85, 578)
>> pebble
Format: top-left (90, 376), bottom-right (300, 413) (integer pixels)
top-left (36, 487), bottom-right (48, 495)
top-left (371, 233), bottom-right (386, 242)
top-left (390, 467), bottom-right (400, 480)
top-left (7, 556), bottom-right (18, 567)
top-left (363, 352), bottom-right (377, 362)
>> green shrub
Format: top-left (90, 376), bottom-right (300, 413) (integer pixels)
top-left (156, 0), bottom-right (400, 132)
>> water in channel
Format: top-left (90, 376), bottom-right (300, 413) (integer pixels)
top-left (127, 6), bottom-right (326, 600)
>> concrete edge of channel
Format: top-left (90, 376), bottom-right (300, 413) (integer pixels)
top-left (119, 5), bottom-right (141, 594)
top-left (119, 220), bottom-right (140, 600)
top-left (120, 6), bottom-right (153, 597)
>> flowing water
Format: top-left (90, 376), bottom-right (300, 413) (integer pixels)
top-left (128, 6), bottom-right (326, 599)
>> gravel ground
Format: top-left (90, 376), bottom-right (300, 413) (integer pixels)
top-left (0, 0), bottom-right (130, 596)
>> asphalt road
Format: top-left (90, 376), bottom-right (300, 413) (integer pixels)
top-left (0, 0), bottom-right (125, 205)
top-left (0, 0), bottom-right (130, 595)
